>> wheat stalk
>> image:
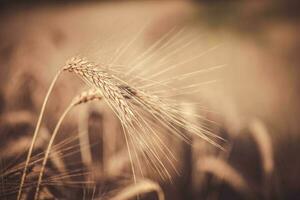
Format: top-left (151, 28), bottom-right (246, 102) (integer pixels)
top-left (77, 105), bottom-right (93, 169)
top-left (249, 119), bottom-right (274, 177)
top-left (17, 69), bottom-right (63, 200)
top-left (198, 156), bottom-right (250, 193)
top-left (249, 119), bottom-right (274, 199)
top-left (110, 179), bottom-right (164, 200)
top-left (34, 89), bottom-right (102, 200)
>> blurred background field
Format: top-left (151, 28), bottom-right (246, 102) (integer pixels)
top-left (0, 0), bottom-right (300, 199)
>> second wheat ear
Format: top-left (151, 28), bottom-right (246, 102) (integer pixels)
top-left (34, 89), bottom-right (102, 200)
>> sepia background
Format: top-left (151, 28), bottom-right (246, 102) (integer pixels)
top-left (0, 0), bottom-right (300, 199)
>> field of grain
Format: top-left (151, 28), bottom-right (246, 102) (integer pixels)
top-left (0, 1), bottom-right (300, 200)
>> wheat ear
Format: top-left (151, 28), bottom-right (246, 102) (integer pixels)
top-left (17, 69), bottom-right (63, 200)
top-left (34, 89), bottom-right (102, 200)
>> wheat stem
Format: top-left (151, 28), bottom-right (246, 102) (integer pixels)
top-left (17, 69), bottom-right (62, 200)
top-left (78, 107), bottom-right (93, 168)
top-left (111, 179), bottom-right (164, 200)
top-left (34, 102), bottom-right (74, 200)
top-left (34, 89), bottom-right (102, 199)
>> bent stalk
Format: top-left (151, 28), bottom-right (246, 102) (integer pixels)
top-left (17, 69), bottom-right (62, 200)
top-left (34, 89), bottom-right (102, 200)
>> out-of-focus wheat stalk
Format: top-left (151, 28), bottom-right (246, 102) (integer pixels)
top-left (0, 126), bottom-right (85, 198)
top-left (249, 119), bottom-right (274, 199)
top-left (34, 89), bottom-right (102, 200)
top-left (249, 119), bottom-right (274, 178)
top-left (110, 179), bottom-right (164, 200)
top-left (198, 156), bottom-right (250, 193)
